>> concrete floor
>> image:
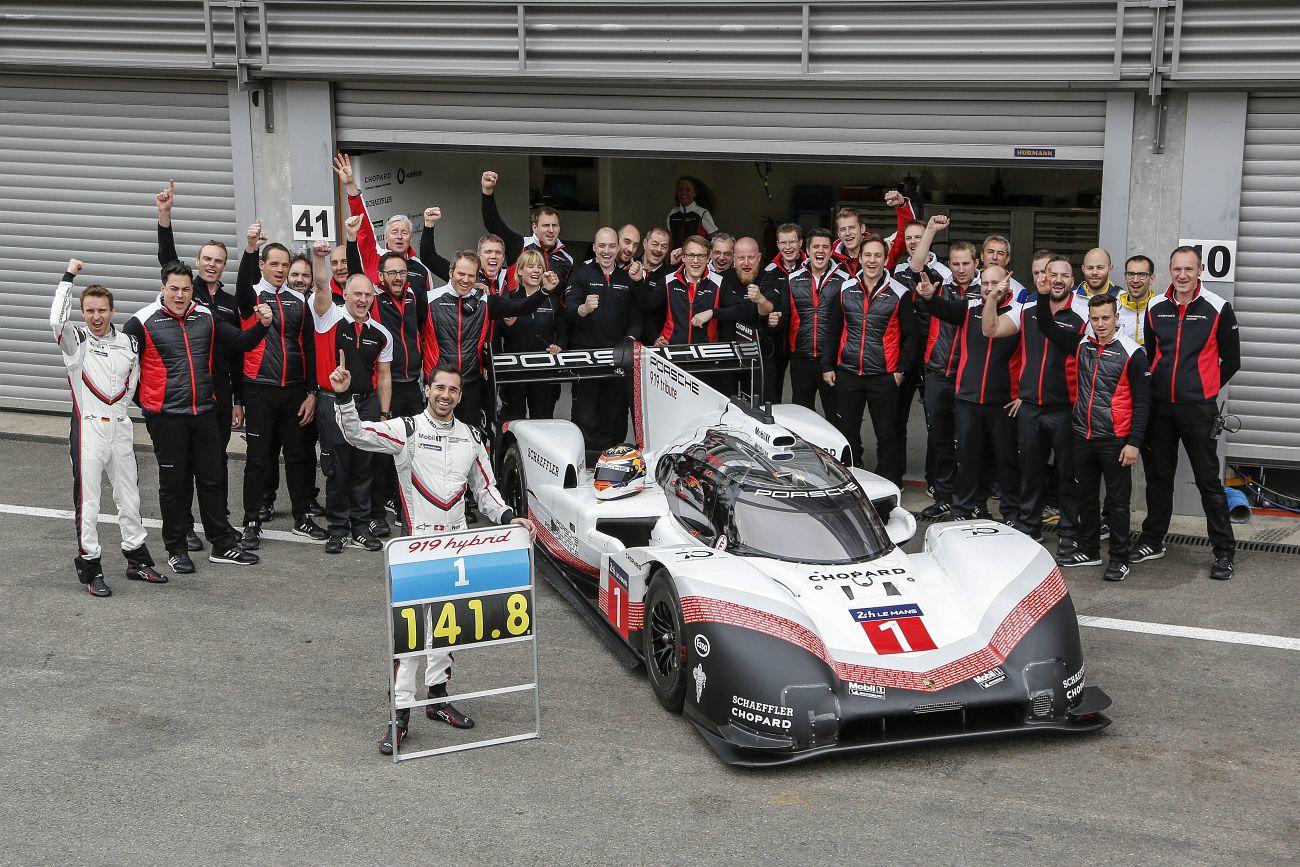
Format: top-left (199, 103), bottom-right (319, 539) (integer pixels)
top-left (0, 430), bottom-right (1297, 865)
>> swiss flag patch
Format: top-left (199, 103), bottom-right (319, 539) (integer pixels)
top-left (851, 604), bottom-right (938, 654)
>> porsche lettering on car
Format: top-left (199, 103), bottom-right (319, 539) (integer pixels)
top-left (493, 340), bottom-right (1111, 766)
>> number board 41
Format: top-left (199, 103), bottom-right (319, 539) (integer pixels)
top-left (292, 204), bottom-right (336, 242)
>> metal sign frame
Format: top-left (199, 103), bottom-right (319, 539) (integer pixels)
top-left (383, 525), bottom-right (541, 763)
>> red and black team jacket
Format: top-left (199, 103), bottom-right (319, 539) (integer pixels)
top-left (311, 305), bottom-right (392, 394)
top-left (236, 251), bottom-right (313, 388)
top-left (481, 193), bottom-right (575, 287)
top-left (895, 268), bottom-right (963, 378)
top-left (422, 285), bottom-right (546, 382)
top-left (1037, 295), bottom-right (1151, 444)
top-left (921, 292), bottom-right (1023, 405)
top-left (657, 267), bottom-right (748, 345)
top-left (821, 272), bottom-right (917, 376)
top-left (831, 197), bottom-right (916, 276)
top-left (1143, 282), bottom-right (1241, 404)
top-left (126, 300), bottom-right (269, 415)
top-left (784, 264), bottom-right (852, 359)
top-left (347, 193), bottom-right (431, 298)
top-left (373, 286), bottom-right (430, 384)
top-left (1014, 294), bottom-right (1088, 407)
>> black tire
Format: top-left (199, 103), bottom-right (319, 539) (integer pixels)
top-left (500, 443), bottom-right (528, 520)
top-left (642, 570), bottom-right (687, 712)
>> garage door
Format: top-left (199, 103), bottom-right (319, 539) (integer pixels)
top-left (0, 75), bottom-right (237, 409)
top-left (335, 83), bottom-right (1107, 164)
top-left (1225, 95), bottom-right (1300, 467)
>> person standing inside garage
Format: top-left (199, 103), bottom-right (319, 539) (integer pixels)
top-left (565, 227), bottom-right (646, 460)
top-left (334, 153), bottom-right (432, 296)
top-left (759, 222), bottom-right (806, 404)
top-left (821, 235), bottom-right (916, 481)
top-left (52, 259), bottom-right (167, 596)
top-left (1133, 246), bottom-right (1241, 580)
top-left (667, 175), bottom-right (718, 249)
top-left (1035, 290), bottom-right (1150, 582)
top-left (126, 262), bottom-right (271, 573)
top-left (480, 169), bottom-right (574, 285)
top-left (783, 228), bottom-right (851, 427)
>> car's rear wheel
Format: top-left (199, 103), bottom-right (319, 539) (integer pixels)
top-left (500, 443), bottom-right (528, 520)
top-left (643, 570), bottom-right (686, 712)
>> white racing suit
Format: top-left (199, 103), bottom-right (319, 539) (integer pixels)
top-left (335, 393), bottom-right (515, 705)
top-left (50, 277), bottom-right (150, 569)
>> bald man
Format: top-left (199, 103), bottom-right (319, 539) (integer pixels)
top-left (564, 226), bottom-right (646, 457)
top-left (1076, 248), bottom-right (1120, 298)
top-left (616, 224), bottom-right (642, 268)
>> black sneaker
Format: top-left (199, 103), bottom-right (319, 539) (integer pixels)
top-left (349, 531), bottom-right (383, 552)
top-left (308, 498), bottom-right (326, 518)
top-left (919, 501), bottom-right (951, 520)
top-left (293, 517), bottom-right (329, 541)
top-left (1131, 543), bottom-right (1166, 563)
top-left (1209, 555), bottom-right (1234, 581)
top-left (427, 702), bottom-right (475, 729)
top-left (185, 531), bottom-right (203, 552)
top-left (239, 522), bottom-right (261, 551)
top-left (258, 505), bottom-right (277, 524)
top-left (378, 711), bottom-right (409, 756)
top-left (168, 552), bottom-right (196, 574)
top-left (210, 546), bottom-right (259, 565)
top-left (1103, 562), bottom-right (1130, 582)
top-left (1058, 551), bottom-right (1103, 568)
top-left (87, 574), bottom-right (112, 597)
top-left (367, 518), bottom-right (392, 539)
top-left (127, 564), bottom-right (168, 584)
top-left (1056, 540), bottom-right (1080, 560)
top-left (384, 497), bottom-right (399, 516)
top-left (324, 536), bottom-right (346, 555)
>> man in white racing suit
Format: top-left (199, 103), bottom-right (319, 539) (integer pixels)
top-left (328, 355), bottom-right (536, 754)
top-left (51, 259), bottom-right (167, 597)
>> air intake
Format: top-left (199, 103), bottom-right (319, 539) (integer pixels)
top-left (913, 701), bottom-right (962, 715)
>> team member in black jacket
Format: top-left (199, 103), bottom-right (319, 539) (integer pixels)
top-left (633, 225), bottom-right (676, 343)
top-left (1037, 291), bottom-right (1150, 582)
top-left (983, 254), bottom-right (1087, 545)
top-left (499, 249), bottom-right (567, 421)
top-left (233, 222), bottom-right (324, 549)
top-left (915, 265), bottom-right (1024, 526)
top-left (419, 208), bottom-right (514, 296)
top-left (783, 228), bottom-right (849, 427)
top-left (1133, 246), bottom-right (1242, 579)
top-left (761, 223), bottom-right (807, 403)
top-left (821, 236), bottom-right (916, 481)
top-left (565, 227), bottom-right (646, 458)
top-left (481, 170), bottom-right (574, 285)
top-left (653, 236), bottom-right (742, 346)
top-left (126, 262), bottom-right (271, 573)
top-left (155, 180), bottom-right (241, 552)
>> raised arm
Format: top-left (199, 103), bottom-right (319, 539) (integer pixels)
top-left (1035, 292), bottom-right (1086, 354)
top-left (480, 171), bottom-right (525, 262)
top-left (883, 189), bottom-right (916, 270)
top-left (235, 220), bottom-right (265, 318)
top-left (487, 284), bottom-right (548, 320)
top-left (419, 207), bottom-right (450, 281)
top-left (980, 277), bottom-right (1019, 339)
top-left (914, 271), bottom-right (967, 325)
top-left (155, 179), bottom-right (179, 266)
top-left (311, 240), bottom-right (332, 297)
top-left (50, 259), bottom-right (83, 354)
top-left (909, 214), bottom-right (948, 276)
top-left (334, 152), bottom-right (381, 282)
top-left (328, 353), bottom-right (408, 455)
top-left (218, 301), bottom-right (272, 351)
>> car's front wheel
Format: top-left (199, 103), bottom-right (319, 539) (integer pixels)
top-left (500, 443), bottom-right (528, 520)
top-left (643, 570), bottom-right (686, 712)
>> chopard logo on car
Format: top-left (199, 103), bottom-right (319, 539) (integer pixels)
top-left (731, 696), bottom-right (794, 729)
top-left (974, 667), bottom-right (1006, 689)
top-left (848, 682), bottom-right (885, 700)
top-left (753, 484), bottom-right (856, 499)
top-left (807, 567), bottom-right (906, 585)
top-left (527, 447), bottom-right (560, 477)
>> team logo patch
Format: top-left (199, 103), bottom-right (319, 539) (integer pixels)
top-left (850, 604), bottom-right (937, 654)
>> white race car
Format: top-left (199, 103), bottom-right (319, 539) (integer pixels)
top-left (493, 340), bottom-right (1111, 766)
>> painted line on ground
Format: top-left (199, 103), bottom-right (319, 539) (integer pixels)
top-left (5, 502), bottom-right (1298, 652)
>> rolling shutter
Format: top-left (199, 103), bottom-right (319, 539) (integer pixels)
top-left (1225, 95), bottom-right (1300, 466)
top-left (335, 83), bottom-right (1107, 164)
top-left (0, 74), bottom-right (237, 409)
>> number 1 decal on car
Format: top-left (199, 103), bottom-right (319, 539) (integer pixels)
top-left (850, 604), bottom-right (937, 654)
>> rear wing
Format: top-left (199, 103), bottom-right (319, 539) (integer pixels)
top-left (492, 337), bottom-right (762, 389)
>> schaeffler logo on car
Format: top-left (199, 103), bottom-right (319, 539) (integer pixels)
top-left (1063, 665), bottom-right (1086, 701)
top-left (731, 695), bottom-right (794, 730)
top-left (850, 604), bottom-right (938, 655)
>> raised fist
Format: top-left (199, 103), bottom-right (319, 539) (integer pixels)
top-left (312, 240), bottom-right (332, 258)
top-left (67, 258), bottom-right (84, 276)
top-left (626, 261), bottom-right (644, 282)
top-left (584, 293), bottom-right (601, 313)
top-left (746, 284), bottom-right (761, 302)
top-left (927, 214), bottom-right (950, 232)
top-left (541, 270), bottom-right (560, 291)
top-left (884, 189), bottom-right (904, 207)
top-left (344, 214), bottom-right (363, 240)
top-left (423, 206), bottom-right (442, 227)
top-left (481, 171), bottom-right (499, 195)
top-left (669, 247), bottom-right (682, 265)
top-left (246, 220), bottom-right (266, 252)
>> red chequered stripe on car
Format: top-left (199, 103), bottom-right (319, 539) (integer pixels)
top-left (681, 569), bottom-right (1068, 693)
top-left (535, 519), bottom-right (599, 577)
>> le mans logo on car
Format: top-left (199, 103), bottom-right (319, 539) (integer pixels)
top-left (850, 604), bottom-right (938, 654)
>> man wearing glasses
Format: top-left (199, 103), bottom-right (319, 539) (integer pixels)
top-left (1118, 255), bottom-right (1157, 346)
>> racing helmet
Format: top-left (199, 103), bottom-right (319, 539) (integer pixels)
top-left (593, 444), bottom-right (647, 500)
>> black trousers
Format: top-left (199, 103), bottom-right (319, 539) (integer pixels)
top-left (789, 355), bottom-right (838, 428)
top-left (241, 382), bottom-right (314, 525)
top-left (500, 383), bottom-right (561, 423)
top-left (953, 399), bottom-right (1021, 522)
top-left (835, 370), bottom-right (901, 482)
top-left (1075, 436), bottom-right (1132, 563)
top-left (454, 378), bottom-right (485, 432)
top-left (573, 378), bottom-right (630, 460)
top-left (893, 365), bottom-right (922, 481)
top-left (1138, 400), bottom-right (1235, 558)
top-left (262, 410), bottom-right (321, 509)
top-left (190, 384), bottom-right (233, 529)
top-left (1017, 402), bottom-right (1077, 540)
top-left (371, 378), bottom-right (426, 520)
top-left (769, 348), bottom-right (790, 405)
top-left (922, 373), bottom-right (957, 504)
top-left (318, 391), bottom-right (379, 538)
top-left (145, 410), bottom-right (238, 555)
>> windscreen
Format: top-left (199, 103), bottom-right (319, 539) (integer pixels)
top-left (727, 484), bottom-right (892, 565)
